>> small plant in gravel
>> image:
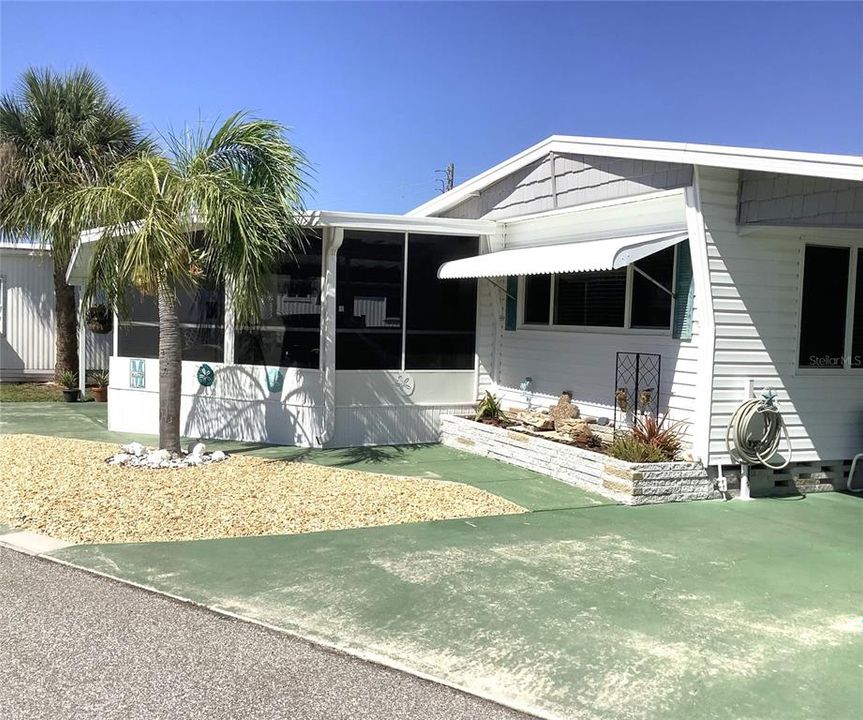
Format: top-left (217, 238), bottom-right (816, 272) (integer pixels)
top-left (474, 391), bottom-right (507, 424)
top-left (608, 435), bottom-right (669, 463)
top-left (630, 414), bottom-right (687, 461)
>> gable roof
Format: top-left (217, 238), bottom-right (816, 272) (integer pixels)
top-left (406, 135), bottom-right (863, 218)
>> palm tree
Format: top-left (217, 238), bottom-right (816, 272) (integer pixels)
top-left (68, 114), bottom-right (309, 452)
top-left (0, 67), bottom-right (147, 381)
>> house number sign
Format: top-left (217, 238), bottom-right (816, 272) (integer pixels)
top-left (129, 359), bottom-right (145, 389)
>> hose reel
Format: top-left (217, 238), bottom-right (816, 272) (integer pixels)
top-left (725, 388), bottom-right (792, 471)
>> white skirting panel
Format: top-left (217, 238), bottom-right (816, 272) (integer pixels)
top-left (330, 403), bottom-right (475, 447)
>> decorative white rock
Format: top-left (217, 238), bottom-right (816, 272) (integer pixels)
top-left (121, 442), bottom-right (146, 457)
top-left (106, 442), bottom-right (229, 469)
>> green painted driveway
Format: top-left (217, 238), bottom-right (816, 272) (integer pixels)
top-left (5, 403), bottom-right (862, 718)
top-left (51, 493), bottom-right (862, 720)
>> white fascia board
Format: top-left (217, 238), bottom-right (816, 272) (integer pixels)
top-left (408, 135), bottom-right (863, 218)
top-left (312, 210), bottom-right (496, 236)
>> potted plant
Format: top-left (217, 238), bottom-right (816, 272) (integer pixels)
top-left (59, 370), bottom-right (79, 402)
top-left (85, 304), bottom-right (113, 334)
top-left (89, 368), bottom-right (109, 402)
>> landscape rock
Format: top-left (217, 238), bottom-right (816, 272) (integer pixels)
top-left (549, 391), bottom-right (580, 430)
top-left (555, 418), bottom-right (589, 436)
top-left (105, 443), bottom-right (230, 469)
top-left (517, 410), bottom-right (554, 431)
top-left (121, 442), bottom-right (145, 457)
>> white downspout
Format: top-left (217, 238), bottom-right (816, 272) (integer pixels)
top-left (684, 169), bottom-right (716, 468)
top-left (317, 226), bottom-right (343, 447)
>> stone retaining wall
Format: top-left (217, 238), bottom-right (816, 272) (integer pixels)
top-left (441, 415), bottom-right (720, 505)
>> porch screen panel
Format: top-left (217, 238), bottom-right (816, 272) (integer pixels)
top-left (336, 231), bottom-right (404, 370)
top-left (235, 231), bottom-right (323, 368)
top-left (117, 282), bottom-right (225, 362)
top-left (405, 234), bottom-right (478, 369)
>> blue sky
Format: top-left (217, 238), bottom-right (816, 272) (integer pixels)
top-left (2, 1), bottom-right (861, 213)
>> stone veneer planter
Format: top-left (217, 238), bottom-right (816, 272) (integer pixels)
top-left (440, 415), bottom-right (720, 505)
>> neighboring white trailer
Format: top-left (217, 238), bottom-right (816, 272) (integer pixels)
top-left (0, 243), bottom-right (111, 381)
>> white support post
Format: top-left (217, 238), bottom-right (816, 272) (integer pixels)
top-left (77, 289), bottom-right (87, 399)
top-left (740, 464), bottom-right (751, 501)
top-left (738, 377), bottom-right (755, 501)
top-left (318, 226), bottom-right (343, 447)
top-left (223, 278), bottom-right (235, 366)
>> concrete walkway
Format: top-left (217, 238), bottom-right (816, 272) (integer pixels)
top-left (0, 548), bottom-right (530, 720)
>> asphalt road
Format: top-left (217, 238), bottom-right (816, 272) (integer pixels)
top-left (0, 547), bottom-right (530, 720)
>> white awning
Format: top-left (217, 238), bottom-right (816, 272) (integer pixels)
top-left (437, 231), bottom-right (688, 279)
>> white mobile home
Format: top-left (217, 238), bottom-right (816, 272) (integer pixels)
top-left (0, 242), bottom-right (111, 381)
top-left (65, 136), bottom-right (863, 486)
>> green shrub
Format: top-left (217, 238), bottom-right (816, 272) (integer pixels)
top-left (630, 414), bottom-right (687, 461)
top-left (58, 370), bottom-right (78, 389)
top-left (89, 368), bottom-right (109, 387)
top-left (474, 391), bottom-right (506, 422)
top-left (608, 434), bottom-right (669, 463)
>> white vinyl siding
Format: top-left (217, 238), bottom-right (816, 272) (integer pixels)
top-left (738, 171), bottom-right (863, 228)
top-left (701, 167), bottom-right (863, 464)
top-left (0, 248), bottom-right (111, 380)
top-left (494, 326), bottom-right (700, 445)
top-left (442, 153), bottom-right (692, 221)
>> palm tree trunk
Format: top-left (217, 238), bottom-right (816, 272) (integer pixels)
top-left (53, 259), bottom-right (79, 382)
top-left (158, 281), bottom-right (182, 452)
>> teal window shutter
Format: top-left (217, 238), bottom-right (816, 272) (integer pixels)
top-left (672, 242), bottom-right (694, 340)
top-left (505, 276), bottom-right (518, 331)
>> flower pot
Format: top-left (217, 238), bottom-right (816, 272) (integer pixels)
top-left (91, 387), bottom-right (108, 403)
top-left (86, 320), bottom-right (112, 334)
top-left (62, 388), bottom-right (80, 402)
top-left (85, 305), bottom-right (113, 334)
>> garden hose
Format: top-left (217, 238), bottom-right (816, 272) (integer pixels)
top-left (725, 390), bottom-right (792, 471)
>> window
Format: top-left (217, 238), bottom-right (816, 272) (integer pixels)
top-left (336, 230), bottom-right (404, 370)
top-left (118, 280), bottom-right (225, 362)
top-left (235, 231), bottom-right (322, 368)
top-left (798, 244), bottom-right (856, 369)
top-left (631, 246), bottom-right (675, 329)
top-left (405, 234), bottom-right (477, 369)
top-left (523, 275), bottom-right (551, 325)
top-left (521, 244), bottom-right (678, 331)
top-left (853, 253), bottom-right (863, 368)
top-left (554, 269), bottom-right (627, 327)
